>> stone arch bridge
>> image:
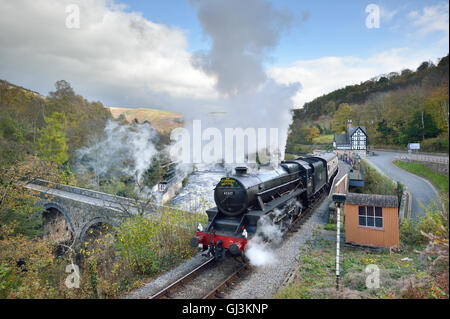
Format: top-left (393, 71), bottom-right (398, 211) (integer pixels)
top-left (25, 180), bottom-right (178, 246)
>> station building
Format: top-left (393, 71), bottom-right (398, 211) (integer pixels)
top-left (333, 120), bottom-right (368, 157)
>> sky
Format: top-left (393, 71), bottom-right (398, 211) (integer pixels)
top-left (0, 0), bottom-right (448, 110)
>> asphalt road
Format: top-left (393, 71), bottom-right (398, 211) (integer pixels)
top-left (364, 151), bottom-right (441, 218)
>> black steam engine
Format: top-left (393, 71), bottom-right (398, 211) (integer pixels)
top-left (190, 152), bottom-right (338, 260)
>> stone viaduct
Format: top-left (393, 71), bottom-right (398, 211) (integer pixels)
top-left (25, 180), bottom-right (176, 246)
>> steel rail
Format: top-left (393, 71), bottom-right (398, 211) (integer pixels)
top-left (202, 262), bottom-right (248, 299)
top-left (149, 257), bottom-right (215, 299)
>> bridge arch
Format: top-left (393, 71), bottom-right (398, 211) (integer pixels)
top-left (78, 217), bottom-right (118, 244)
top-left (43, 202), bottom-right (75, 244)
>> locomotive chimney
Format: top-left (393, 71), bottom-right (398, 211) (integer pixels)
top-left (235, 166), bottom-right (248, 175)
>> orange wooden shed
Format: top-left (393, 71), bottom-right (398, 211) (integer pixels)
top-left (344, 192), bottom-right (399, 249)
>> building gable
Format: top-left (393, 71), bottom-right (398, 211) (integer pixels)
top-left (333, 125), bottom-right (368, 151)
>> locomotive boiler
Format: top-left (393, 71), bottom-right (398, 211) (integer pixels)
top-left (190, 152), bottom-right (338, 260)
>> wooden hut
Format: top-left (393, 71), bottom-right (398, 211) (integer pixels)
top-left (344, 193), bottom-right (399, 249)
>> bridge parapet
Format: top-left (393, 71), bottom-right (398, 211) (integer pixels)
top-left (31, 179), bottom-right (136, 207)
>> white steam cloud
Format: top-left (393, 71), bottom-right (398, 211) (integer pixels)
top-left (191, 0), bottom-right (293, 95)
top-left (75, 120), bottom-right (159, 184)
top-left (245, 213), bottom-right (283, 266)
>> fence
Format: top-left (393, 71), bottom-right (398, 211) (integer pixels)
top-left (396, 154), bottom-right (449, 175)
top-left (398, 154), bottom-right (449, 164)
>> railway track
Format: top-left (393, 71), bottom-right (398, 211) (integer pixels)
top-left (149, 257), bottom-right (248, 299)
top-left (202, 262), bottom-right (249, 299)
top-left (149, 257), bottom-right (215, 299)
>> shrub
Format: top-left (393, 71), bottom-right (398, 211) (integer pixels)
top-left (400, 198), bottom-right (449, 251)
top-left (114, 209), bottom-right (207, 275)
top-left (0, 224), bottom-right (59, 298)
top-left (400, 218), bottom-right (426, 248)
top-left (361, 160), bottom-right (397, 196)
top-left (421, 136), bottom-right (449, 153)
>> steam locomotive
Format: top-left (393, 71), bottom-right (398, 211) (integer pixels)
top-left (190, 152), bottom-right (338, 260)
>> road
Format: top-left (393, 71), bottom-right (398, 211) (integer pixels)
top-left (364, 151), bottom-right (441, 218)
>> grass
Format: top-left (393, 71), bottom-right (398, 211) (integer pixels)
top-left (312, 134), bottom-right (334, 145)
top-left (276, 195), bottom-right (449, 299)
top-left (275, 236), bottom-right (434, 299)
top-left (393, 160), bottom-right (449, 194)
top-left (359, 160), bottom-right (401, 197)
top-left (108, 107), bottom-right (183, 134)
top-left (323, 223), bottom-right (344, 232)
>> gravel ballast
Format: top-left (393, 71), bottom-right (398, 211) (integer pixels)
top-left (224, 197), bottom-right (331, 299)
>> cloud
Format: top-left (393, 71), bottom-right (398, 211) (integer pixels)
top-left (379, 6), bottom-right (400, 22)
top-left (408, 2), bottom-right (449, 45)
top-left (269, 47), bottom-right (446, 108)
top-left (0, 0), bottom-right (218, 108)
top-left (0, 0), bottom-right (300, 163)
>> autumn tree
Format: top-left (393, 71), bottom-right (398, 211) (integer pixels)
top-left (332, 103), bottom-right (356, 133)
top-left (425, 87), bottom-right (449, 135)
top-left (37, 112), bottom-right (69, 165)
top-left (0, 155), bottom-right (65, 236)
top-left (305, 126), bottom-right (320, 143)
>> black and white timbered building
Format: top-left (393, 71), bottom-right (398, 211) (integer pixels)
top-left (333, 120), bottom-right (368, 155)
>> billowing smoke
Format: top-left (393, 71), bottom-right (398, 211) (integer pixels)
top-left (75, 120), bottom-right (159, 187)
top-left (173, 0), bottom-right (301, 166)
top-left (191, 0), bottom-right (293, 95)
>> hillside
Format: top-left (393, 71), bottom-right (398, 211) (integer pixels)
top-left (109, 107), bottom-right (183, 134)
top-left (0, 79), bottom-right (113, 167)
top-left (287, 55), bottom-right (449, 154)
top-left (0, 79), bottom-right (44, 99)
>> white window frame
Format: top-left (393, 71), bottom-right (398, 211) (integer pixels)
top-left (358, 205), bottom-right (383, 229)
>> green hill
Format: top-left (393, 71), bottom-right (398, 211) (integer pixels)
top-left (287, 54), bottom-right (449, 153)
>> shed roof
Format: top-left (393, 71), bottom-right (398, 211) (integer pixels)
top-left (334, 133), bottom-right (349, 145)
top-left (345, 192), bottom-right (398, 208)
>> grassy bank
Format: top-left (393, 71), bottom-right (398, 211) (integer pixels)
top-left (393, 160), bottom-right (449, 194)
top-left (312, 134), bottom-right (334, 145)
top-left (276, 237), bottom-right (431, 299)
top-left (276, 158), bottom-right (448, 299)
top-left (357, 160), bottom-right (402, 200)
top-left (276, 201), bottom-right (449, 299)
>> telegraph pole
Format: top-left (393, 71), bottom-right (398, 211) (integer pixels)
top-left (336, 203), bottom-right (340, 290)
top-left (332, 194), bottom-right (346, 292)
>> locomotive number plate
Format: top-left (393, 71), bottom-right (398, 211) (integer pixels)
top-left (223, 191), bottom-right (234, 196)
top-left (220, 177), bottom-right (237, 187)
